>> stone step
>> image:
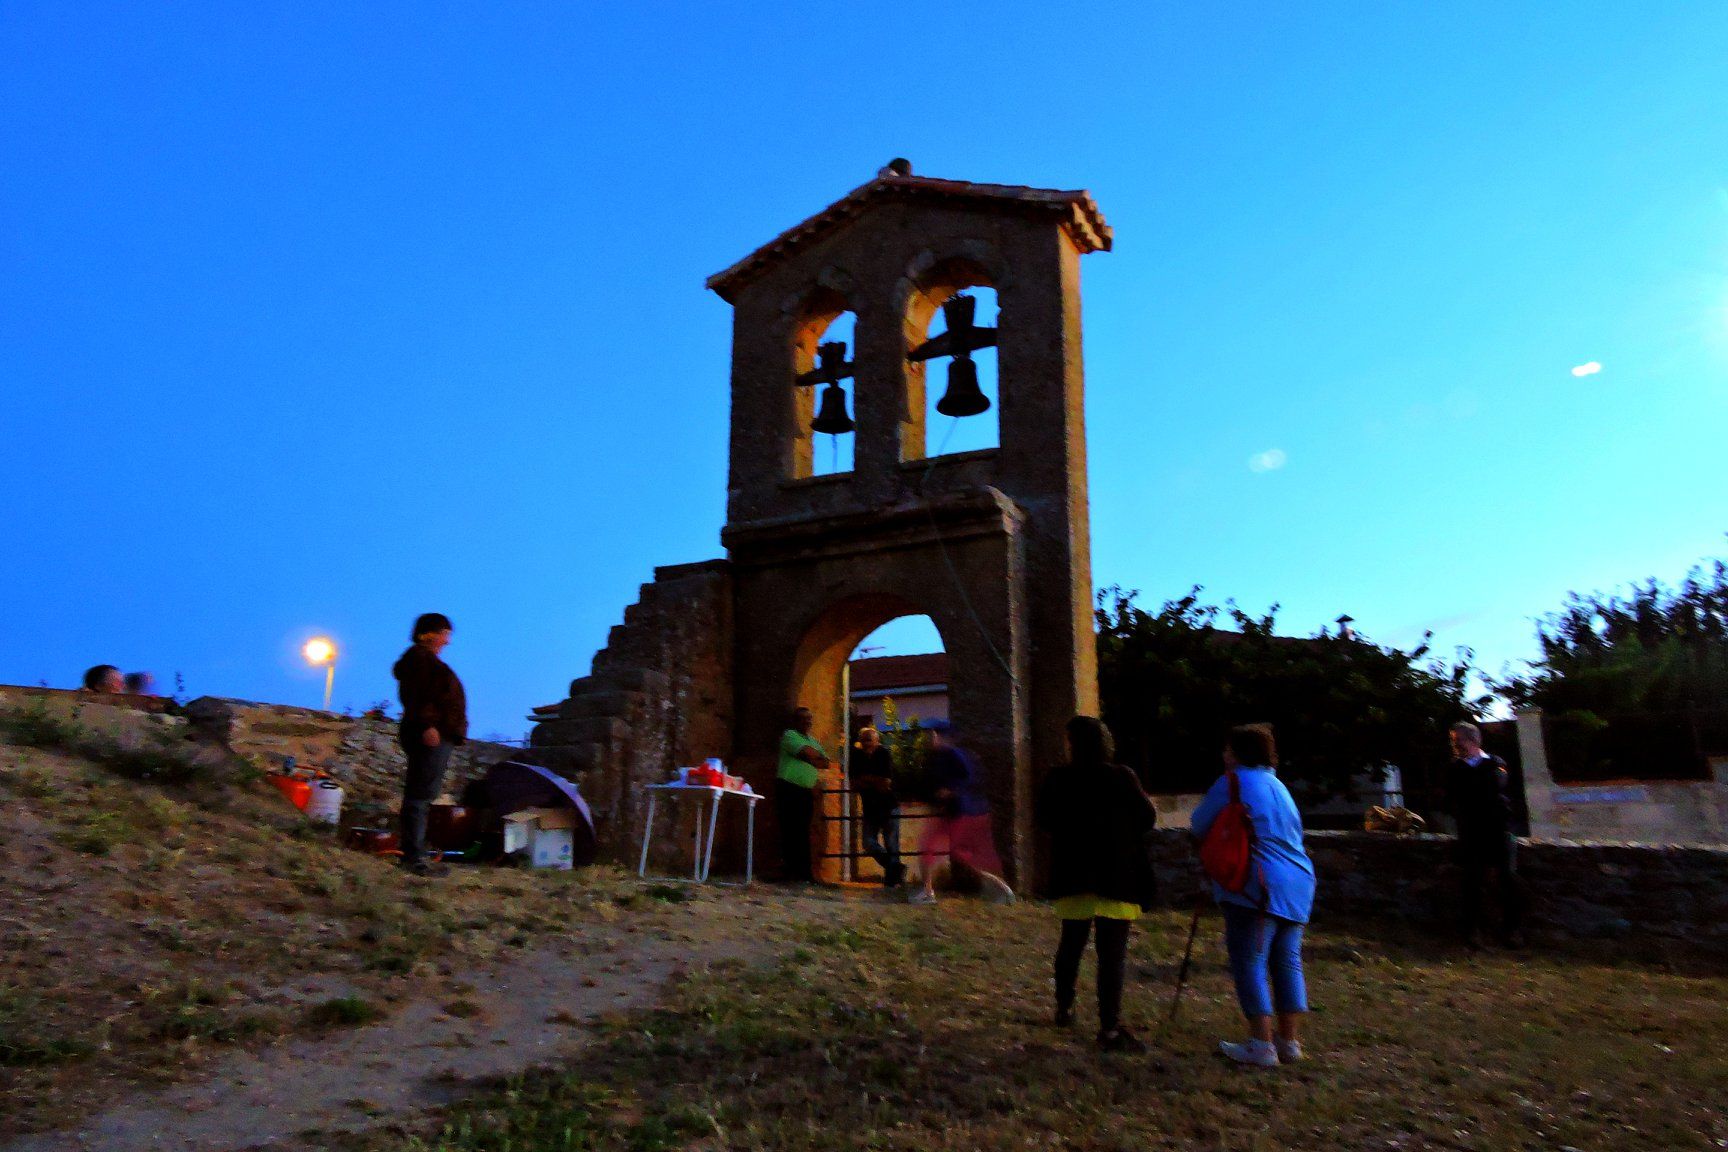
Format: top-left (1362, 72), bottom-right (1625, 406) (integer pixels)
top-left (557, 715), bottom-right (629, 747)
top-left (559, 689), bottom-right (644, 720)
top-left (592, 666), bottom-right (670, 696)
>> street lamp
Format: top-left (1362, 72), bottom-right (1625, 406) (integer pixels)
top-left (303, 637), bottom-right (337, 711)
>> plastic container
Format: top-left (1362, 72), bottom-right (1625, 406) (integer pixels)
top-left (270, 774), bottom-right (312, 810)
top-left (306, 779), bottom-right (344, 825)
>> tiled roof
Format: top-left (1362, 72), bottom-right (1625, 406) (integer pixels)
top-left (706, 173), bottom-right (1112, 301)
top-left (849, 653), bottom-right (950, 693)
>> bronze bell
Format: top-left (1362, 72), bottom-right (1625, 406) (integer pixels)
top-left (810, 381), bottom-right (855, 434)
top-left (935, 355), bottom-right (991, 418)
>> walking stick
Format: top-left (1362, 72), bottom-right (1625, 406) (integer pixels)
top-left (1166, 900), bottom-right (1205, 1027)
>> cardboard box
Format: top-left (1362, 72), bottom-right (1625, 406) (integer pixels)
top-left (502, 808), bottom-right (578, 868)
top-left (529, 827), bottom-right (574, 870)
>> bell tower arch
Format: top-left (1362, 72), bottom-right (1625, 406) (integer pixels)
top-left (710, 163), bottom-right (1112, 885)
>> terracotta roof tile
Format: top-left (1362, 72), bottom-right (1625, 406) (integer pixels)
top-left (848, 653), bottom-right (950, 693)
top-left (707, 173), bottom-right (1111, 301)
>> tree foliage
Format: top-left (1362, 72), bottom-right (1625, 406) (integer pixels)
top-left (1094, 586), bottom-right (1478, 807)
top-left (1497, 553), bottom-right (1728, 718)
top-left (1494, 548), bottom-right (1728, 779)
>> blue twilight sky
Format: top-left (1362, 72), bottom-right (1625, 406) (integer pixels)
top-left (3, 3), bottom-right (1725, 739)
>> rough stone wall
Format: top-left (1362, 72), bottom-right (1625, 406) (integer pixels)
top-left (717, 194), bottom-right (1103, 887)
top-left (1517, 711), bottom-right (1728, 847)
top-left (529, 560), bottom-right (734, 864)
top-left (1148, 827), bottom-right (1728, 951)
top-left (182, 697), bottom-right (515, 812)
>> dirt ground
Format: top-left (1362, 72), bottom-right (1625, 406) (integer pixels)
top-left (6, 705), bottom-right (1726, 1152)
top-left (0, 709), bottom-right (839, 1148)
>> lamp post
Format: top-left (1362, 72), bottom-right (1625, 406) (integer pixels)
top-left (303, 637), bottom-right (337, 711)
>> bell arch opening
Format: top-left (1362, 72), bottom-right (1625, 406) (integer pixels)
top-left (902, 257), bottom-right (1000, 463)
top-left (790, 289), bottom-right (857, 479)
top-left (786, 597), bottom-right (948, 884)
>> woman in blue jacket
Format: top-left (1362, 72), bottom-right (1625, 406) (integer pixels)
top-left (1190, 724), bottom-right (1316, 1067)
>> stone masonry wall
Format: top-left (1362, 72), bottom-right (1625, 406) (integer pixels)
top-left (1148, 827), bottom-right (1728, 951)
top-left (530, 560), bottom-right (734, 865)
top-left (182, 697), bottom-right (516, 812)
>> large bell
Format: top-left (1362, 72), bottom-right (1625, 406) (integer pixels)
top-left (810, 381), bottom-right (855, 434)
top-left (935, 355), bottom-right (991, 418)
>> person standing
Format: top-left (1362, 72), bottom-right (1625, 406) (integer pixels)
top-left (393, 613), bottom-right (466, 877)
top-left (854, 726), bottom-right (903, 887)
top-left (1445, 721), bottom-right (1528, 948)
top-left (776, 706), bottom-right (829, 883)
top-left (910, 720), bottom-right (1014, 905)
top-left (1037, 716), bottom-right (1157, 1053)
top-left (1191, 724), bottom-right (1315, 1068)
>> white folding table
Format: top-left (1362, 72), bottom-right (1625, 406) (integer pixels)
top-left (637, 782), bottom-right (760, 884)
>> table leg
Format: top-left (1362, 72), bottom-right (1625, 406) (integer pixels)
top-left (638, 792), bottom-right (658, 878)
top-left (745, 800), bottom-right (755, 885)
top-left (700, 790), bottom-right (722, 882)
top-left (692, 793), bottom-right (704, 880)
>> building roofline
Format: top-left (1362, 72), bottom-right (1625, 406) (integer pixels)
top-left (706, 172), bottom-right (1112, 302)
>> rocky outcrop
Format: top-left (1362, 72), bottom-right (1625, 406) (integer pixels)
top-left (529, 560), bottom-right (733, 861)
top-left (181, 697), bottom-right (515, 811)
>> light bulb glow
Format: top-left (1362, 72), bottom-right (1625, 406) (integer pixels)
top-left (303, 638), bottom-right (336, 665)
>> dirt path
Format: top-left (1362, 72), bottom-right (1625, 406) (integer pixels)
top-left (3, 896), bottom-right (789, 1152)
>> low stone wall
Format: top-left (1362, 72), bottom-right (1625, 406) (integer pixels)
top-left (1148, 827), bottom-right (1728, 950)
top-left (181, 697), bottom-right (517, 813)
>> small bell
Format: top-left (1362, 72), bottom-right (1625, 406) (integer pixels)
top-left (810, 381), bottom-right (855, 434)
top-left (935, 355), bottom-right (990, 418)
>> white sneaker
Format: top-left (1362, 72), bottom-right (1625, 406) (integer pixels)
top-left (1218, 1039), bottom-right (1279, 1068)
top-left (908, 889), bottom-right (937, 905)
top-left (1275, 1039), bottom-right (1304, 1063)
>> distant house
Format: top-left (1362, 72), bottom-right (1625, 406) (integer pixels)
top-left (848, 653), bottom-right (949, 731)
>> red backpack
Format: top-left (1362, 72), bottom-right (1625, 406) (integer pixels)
top-left (1198, 771), bottom-right (1257, 894)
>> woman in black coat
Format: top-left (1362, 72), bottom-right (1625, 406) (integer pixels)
top-left (1037, 715), bottom-right (1158, 1052)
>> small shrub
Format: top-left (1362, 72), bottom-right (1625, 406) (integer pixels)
top-left (0, 699), bottom-right (81, 749)
top-left (0, 988), bottom-right (94, 1066)
top-left (92, 732), bottom-right (217, 785)
top-left (0, 765), bottom-right (57, 799)
top-left (55, 811), bottom-right (128, 856)
top-left (304, 996), bottom-right (385, 1029)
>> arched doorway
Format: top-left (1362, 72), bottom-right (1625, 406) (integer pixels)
top-left (842, 615), bottom-right (945, 884)
top-left (784, 597), bottom-right (948, 884)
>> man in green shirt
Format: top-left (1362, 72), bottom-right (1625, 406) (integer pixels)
top-left (776, 706), bottom-right (830, 881)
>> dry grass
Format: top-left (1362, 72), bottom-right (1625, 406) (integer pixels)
top-left (0, 728), bottom-right (652, 1137)
top-left (350, 893), bottom-right (1728, 1152)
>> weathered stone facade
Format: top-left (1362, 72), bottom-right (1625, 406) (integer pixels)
top-left (181, 696), bottom-right (516, 810)
top-left (1150, 827), bottom-right (1728, 952)
top-left (528, 561), bottom-right (733, 862)
top-left (533, 170), bottom-right (1113, 883)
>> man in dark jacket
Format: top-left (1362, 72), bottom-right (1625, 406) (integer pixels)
top-left (394, 612), bottom-right (467, 876)
top-left (1445, 721), bottom-right (1527, 947)
top-left (854, 726), bottom-right (902, 887)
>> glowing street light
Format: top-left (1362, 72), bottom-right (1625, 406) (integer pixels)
top-left (303, 637), bottom-right (337, 711)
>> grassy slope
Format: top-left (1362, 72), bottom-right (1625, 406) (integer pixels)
top-left (0, 725), bottom-right (654, 1136)
top-left (352, 898), bottom-right (1728, 1152)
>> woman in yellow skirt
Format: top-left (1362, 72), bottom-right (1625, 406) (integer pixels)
top-left (1037, 716), bottom-right (1159, 1052)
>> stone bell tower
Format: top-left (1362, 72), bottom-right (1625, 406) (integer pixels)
top-left (709, 162), bottom-right (1112, 884)
top-left (531, 163), bottom-right (1110, 884)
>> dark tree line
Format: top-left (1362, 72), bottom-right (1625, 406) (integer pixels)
top-left (1494, 547), bottom-right (1728, 779)
top-left (1094, 586), bottom-right (1479, 810)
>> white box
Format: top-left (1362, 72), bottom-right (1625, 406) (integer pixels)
top-left (529, 827), bottom-right (573, 870)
